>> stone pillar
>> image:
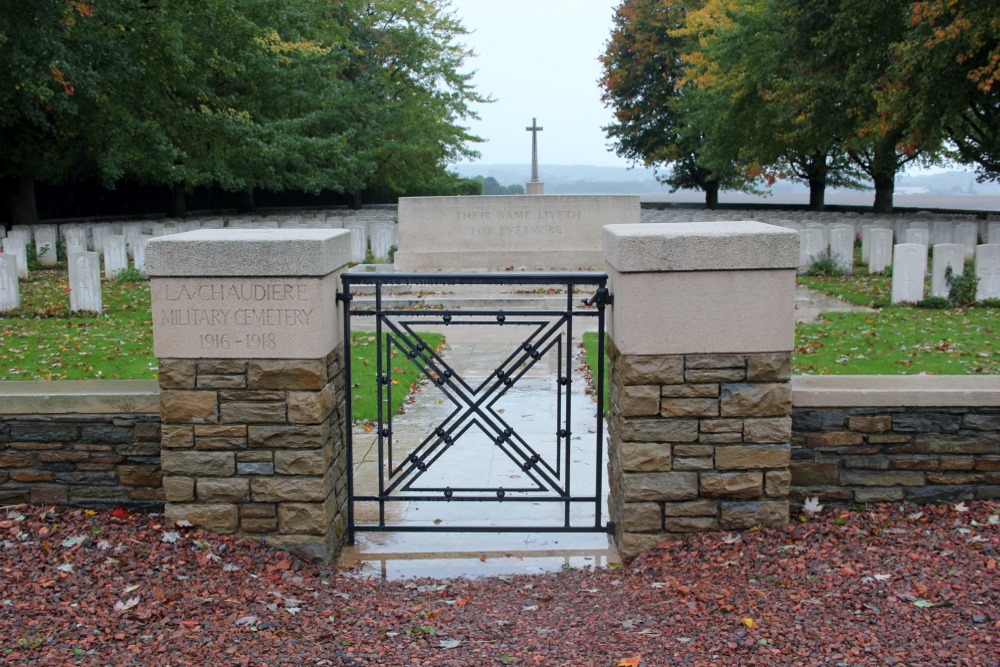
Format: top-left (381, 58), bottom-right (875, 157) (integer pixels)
top-left (146, 230), bottom-right (352, 562)
top-left (604, 222), bottom-right (799, 559)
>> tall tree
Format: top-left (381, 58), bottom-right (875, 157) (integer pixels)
top-left (677, 0), bottom-right (864, 210)
top-left (600, 0), bottom-right (749, 208)
top-left (886, 0), bottom-right (999, 182)
top-left (0, 0), bottom-right (97, 224)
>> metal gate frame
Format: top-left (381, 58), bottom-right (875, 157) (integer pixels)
top-left (339, 273), bottom-right (611, 541)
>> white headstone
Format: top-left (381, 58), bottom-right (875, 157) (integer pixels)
top-left (955, 222), bottom-right (979, 259)
top-left (930, 243), bottom-right (965, 298)
top-left (0, 253), bottom-right (19, 311)
top-left (976, 244), bottom-right (1000, 300)
top-left (828, 227), bottom-right (854, 274)
top-left (91, 223), bottom-right (113, 253)
top-left (890, 243), bottom-right (927, 304)
top-left (989, 222), bottom-right (1000, 245)
top-left (860, 224), bottom-right (875, 265)
top-left (804, 222), bottom-right (829, 251)
top-left (798, 228), bottom-right (825, 271)
top-left (34, 225), bottom-right (59, 266)
top-left (368, 222), bottom-right (395, 261)
top-left (868, 228), bottom-right (894, 274)
top-left (904, 227), bottom-right (929, 247)
top-left (65, 227), bottom-right (88, 254)
top-left (68, 251), bottom-right (102, 313)
top-left (2, 236), bottom-right (28, 279)
top-left (931, 220), bottom-right (953, 246)
top-left (103, 235), bottom-right (128, 279)
top-left (132, 235), bottom-right (152, 274)
top-left (344, 221), bottom-right (368, 263)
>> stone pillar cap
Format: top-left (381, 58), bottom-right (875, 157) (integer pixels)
top-left (604, 221), bottom-right (799, 272)
top-left (146, 229), bottom-right (352, 277)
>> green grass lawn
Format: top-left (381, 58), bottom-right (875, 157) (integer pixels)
top-left (348, 332), bottom-right (445, 424)
top-left (795, 307), bottom-right (997, 374)
top-left (798, 270), bottom-right (892, 307)
top-left (0, 269), bottom-right (442, 422)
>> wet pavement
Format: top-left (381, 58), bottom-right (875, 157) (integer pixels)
top-left (338, 300), bottom-right (618, 579)
top-left (336, 283), bottom-right (868, 579)
top-left (795, 285), bottom-right (876, 323)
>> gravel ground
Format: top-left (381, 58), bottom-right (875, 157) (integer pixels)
top-left (0, 501), bottom-right (997, 666)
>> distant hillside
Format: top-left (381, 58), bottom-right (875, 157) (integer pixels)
top-left (452, 163), bottom-right (1000, 197)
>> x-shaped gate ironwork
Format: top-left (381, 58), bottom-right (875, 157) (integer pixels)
top-left (339, 273), bottom-right (610, 540)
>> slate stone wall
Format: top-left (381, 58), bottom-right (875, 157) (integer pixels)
top-left (791, 407), bottom-right (1000, 504)
top-left (0, 414), bottom-right (162, 508)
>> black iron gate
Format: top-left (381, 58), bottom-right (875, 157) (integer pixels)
top-left (339, 273), bottom-right (610, 540)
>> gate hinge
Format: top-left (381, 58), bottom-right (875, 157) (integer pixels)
top-left (583, 286), bottom-right (613, 307)
top-left (336, 291), bottom-right (353, 303)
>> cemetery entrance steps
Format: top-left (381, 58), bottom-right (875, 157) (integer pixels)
top-left (337, 273), bottom-right (617, 578)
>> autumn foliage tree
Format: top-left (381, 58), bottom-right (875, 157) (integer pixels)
top-left (603, 0), bottom-right (994, 212)
top-left (600, 0), bottom-right (750, 208)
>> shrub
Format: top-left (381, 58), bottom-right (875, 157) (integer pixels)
top-left (916, 296), bottom-right (950, 309)
top-left (805, 250), bottom-right (846, 277)
top-left (115, 266), bottom-right (146, 283)
top-left (945, 265), bottom-right (978, 306)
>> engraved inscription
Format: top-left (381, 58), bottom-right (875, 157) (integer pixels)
top-left (456, 208), bottom-right (581, 234)
top-left (152, 278), bottom-right (322, 355)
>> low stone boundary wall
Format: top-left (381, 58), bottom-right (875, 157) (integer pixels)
top-left (791, 376), bottom-right (1000, 504)
top-left (0, 381), bottom-right (162, 508)
top-left (2, 375), bottom-right (998, 518)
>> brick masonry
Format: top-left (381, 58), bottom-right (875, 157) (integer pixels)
top-left (0, 414), bottom-right (162, 508)
top-left (607, 338), bottom-right (793, 559)
top-left (157, 347), bottom-right (349, 562)
top-left (791, 406), bottom-right (1000, 504)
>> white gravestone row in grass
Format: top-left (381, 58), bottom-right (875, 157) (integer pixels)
top-left (956, 222), bottom-right (979, 259)
top-left (368, 222), bottom-right (395, 261)
top-left (103, 235), bottom-right (128, 279)
top-left (34, 225), bottom-right (59, 267)
top-left (2, 236), bottom-right (28, 279)
top-left (91, 223), bottom-right (113, 253)
top-left (0, 253), bottom-right (19, 312)
top-left (868, 228), bottom-right (894, 274)
top-left (133, 235), bottom-right (152, 274)
top-left (828, 226), bottom-right (855, 274)
top-left (65, 228), bottom-right (88, 254)
top-left (891, 243), bottom-right (928, 304)
top-left (977, 244), bottom-right (1000, 301)
top-left (931, 244), bottom-right (965, 299)
top-left (68, 252), bottom-right (102, 313)
top-left (904, 226), bottom-right (929, 246)
top-left (344, 221), bottom-right (368, 263)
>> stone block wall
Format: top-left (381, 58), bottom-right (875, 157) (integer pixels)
top-left (0, 414), bottom-right (162, 508)
top-left (158, 348), bottom-right (348, 562)
top-left (791, 406), bottom-right (1000, 504)
top-left (607, 339), bottom-right (793, 558)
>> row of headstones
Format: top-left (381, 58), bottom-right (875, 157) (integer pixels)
top-left (0, 214), bottom-right (399, 271)
top-left (639, 208), bottom-right (999, 244)
top-left (888, 243), bottom-right (1000, 304)
top-left (797, 222), bottom-right (993, 274)
top-left (0, 235), bottom-right (137, 313)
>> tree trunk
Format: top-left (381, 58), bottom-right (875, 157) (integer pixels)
top-left (11, 176), bottom-right (39, 226)
top-left (236, 187), bottom-right (255, 214)
top-left (704, 181), bottom-right (719, 210)
top-left (871, 138), bottom-right (897, 214)
top-left (808, 178), bottom-right (826, 211)
top-left (168, 183), bottom-right (187, 218)
top-left (350, 191), bottom-right (362, 210)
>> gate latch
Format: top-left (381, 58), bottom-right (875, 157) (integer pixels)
top-left (582, 286), bottom-right (613, 307)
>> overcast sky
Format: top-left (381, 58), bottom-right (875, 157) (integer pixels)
top-left (447, 0), bottom-right (628, 168)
